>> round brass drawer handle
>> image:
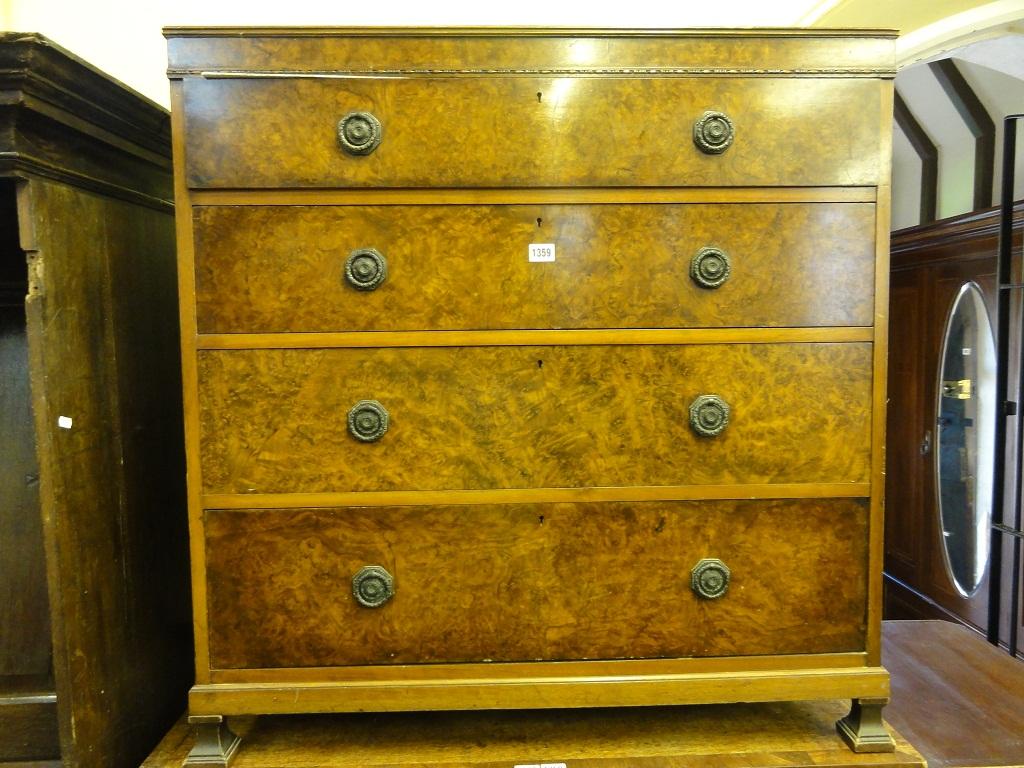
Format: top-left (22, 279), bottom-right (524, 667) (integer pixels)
top-left (691, 558), bottom-right (730, 599)
top-left (693, 110), bottom-right (734, 154)
top-left (352, 565), bottom-right (394, 608)
top-left (689, 394), bottom-right (730, 438)
top-left (690, 247), bottom-right (731, 289)
top-left (347, 400), bottom-right (389, 442)
top-left (337, 111), bottom-right (382, 156)
top-left (345, 248), bottom-right (388, 291)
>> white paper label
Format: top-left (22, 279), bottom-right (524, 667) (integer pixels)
top-left (58, 416), bottom-right (73, 429)
top-left (514, 764), bottom-right (565, 768)
top-left (529, 243), bottom-right (556, 262)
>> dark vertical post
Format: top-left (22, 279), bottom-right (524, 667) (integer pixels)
top-left (991, 114), bottom-right (1023, 651)
top-left (930, 59), bottom-right (995, 209)
top-left (894, 91), bottom-right (938, 224)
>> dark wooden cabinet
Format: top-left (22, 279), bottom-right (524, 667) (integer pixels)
top-left (0, 33), bottom-right (191, 766)
top-left (885, 202), bottom-right (1024, 653)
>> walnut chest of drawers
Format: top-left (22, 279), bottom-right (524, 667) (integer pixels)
top-left (165, 27), bottom-right (897, 763)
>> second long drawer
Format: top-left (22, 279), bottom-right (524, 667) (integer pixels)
top-left (197, 342), bottom-right (872, 495)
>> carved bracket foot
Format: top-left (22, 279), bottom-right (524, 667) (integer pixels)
top-left (836, 697), bottom-right (896, 753)
top-left (184, 715), bottom-right (242, 766)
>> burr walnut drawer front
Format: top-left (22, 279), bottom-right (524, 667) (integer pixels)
top-left (181, 76), bottom-right (882, 188)
top-left (193, 202), bottom-right (876, 333)
top-left (197, 342), bottom-right (872, 495)
top-left (204, 499), bottom-right (869, 669)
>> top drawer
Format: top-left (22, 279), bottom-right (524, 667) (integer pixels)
top-left (180, 76), bottom-right (883, 189)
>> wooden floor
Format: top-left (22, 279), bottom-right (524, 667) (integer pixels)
top-left (882, 620), bottom-right (1024, 768)
top-left (143, 619), bottom-right (1024, 768)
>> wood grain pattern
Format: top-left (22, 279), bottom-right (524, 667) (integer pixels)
top-left (209, 652), bottom-right (870, 684)
top-left (181, 76), bottom-right (881, 188)
top-left (201, 483), bottom-right (872, 511)
top-left (193, 203), bottom-right (876, 333)
top-left (171, 79), bottom-right (214, 685)
top-left (20, 175), bottom-right (190, 768)
top-left (188, 666), bottom-right (890, 715)
top-left (196, 328), bottom-right (875, 350)
top-left (164, 28), bottom-right (897, 75)
top-left (884, 205), bottom-right (1014, 637)
top-left (189, 187), bottom-right (878, 206)
top-left (0, 306), bottom-right (50, 678)
top-left (205, 499), bottom-right (868, 669)
top-left (197, 343), bottom-right (873, 494)
top-left (0, 689), bottom-right (60, 762)
top-left (865, 79), bottom-right (892, 666)
top-left (168, 28), bottom-right (895, 728)
top-left (2, 34), bottom-right (193, 767)
top-left (882, 620), bottom-right (1024, 768)
top-left (145, 700), bottom-right (925, 768)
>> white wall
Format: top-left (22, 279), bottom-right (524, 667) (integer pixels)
top-left (958, 58), bottom-right (1024, 203)
top-left (1, 0), bottom-right (819, 108)
top-left (892, 124), bottom-right (924, 230)
top-left (896, 63), bottom-right (976, 225)
top-left (890, 36), bottom-right (1024, 231)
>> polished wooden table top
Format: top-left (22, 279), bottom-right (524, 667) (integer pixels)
top-left (882, 620), bottom-right (1024, 768)
top-left (144, 700), bottom-right (924, 768)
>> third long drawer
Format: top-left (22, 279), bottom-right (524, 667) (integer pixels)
top-left (197, 342), bottom-right (872, 495)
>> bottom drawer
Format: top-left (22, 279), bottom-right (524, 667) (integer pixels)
top-left (204, 499), bottom-right (868, 670)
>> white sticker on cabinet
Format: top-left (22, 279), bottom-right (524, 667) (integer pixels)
top-left (528, 243), bottom-right (556, 262)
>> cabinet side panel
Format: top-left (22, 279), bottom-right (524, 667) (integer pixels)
top-left (170, 81), bottom-right (212, 685)
top-left (21, 176), bottom-right (190, 768)
top-left (867, 78), bottom-right (894, 665)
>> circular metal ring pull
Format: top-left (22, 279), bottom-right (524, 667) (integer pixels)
top-left (690, 247), bottom-right (731, 289)
top-left (345, 248), bottom-right (388, 291)
top-left (337, 111), bottom-right (382, 156)
top-left (689, 394), bottom-right (730, 438)
top-left (347, 400), bottom-right (389, 442)
top-left (691, 558), bottom-right (730, 599)
top-left (352, 565), bottom-right (394, 608)
top-left (693, 111), bottom-right (735, 154)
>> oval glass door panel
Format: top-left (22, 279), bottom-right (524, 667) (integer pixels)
top-left (936, 282), bottom-right (996, 597)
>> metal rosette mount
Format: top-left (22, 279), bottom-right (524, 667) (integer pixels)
top-left (690, 246), bottom-right (731, 289)
top-left (347, 399), bottom-right (390, 442)
top-left (352, 565), bottom-right (395, 608)
top-left (345, 247), bottom-right (388, 291)
top-left (691, 558), bottom-right (731, 599)
top-left (337, 111), bottom-right (382, 155)
top-left (689, 394), bottom-right (731, 438)
top-left (693, 110), bottom-right (735, 154)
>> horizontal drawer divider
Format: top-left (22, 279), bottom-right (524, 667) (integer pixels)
top-left (196, 326), bottom-right (874, 350)
top-left (201, 483), bottom-right (872, 509)
top-left (208, 652), bottom-right (870, 684)
top-left (188, 186), bottom-right (877, 206)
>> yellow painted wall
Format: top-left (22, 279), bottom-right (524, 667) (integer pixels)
top-left (813, 0), bottom-right (993, 33)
